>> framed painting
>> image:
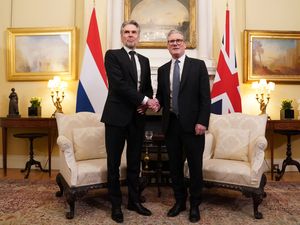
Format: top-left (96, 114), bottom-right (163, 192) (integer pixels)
top-left (124, 0), bottom-right (196, 49)
top-left (6, 27), bottom-right (77, 81)
top-left (244, 30), bottom-right (300, 83)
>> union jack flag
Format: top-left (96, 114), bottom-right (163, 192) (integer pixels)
top-left (211, 9), bottom-right (242, 114)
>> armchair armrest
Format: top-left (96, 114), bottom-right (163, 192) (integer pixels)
top-left (57, 135), bottom-right (78, 185)
top-left (203, 132), bottom-right (214, 160)
top-left (250, 136), bottom-right (268, 184)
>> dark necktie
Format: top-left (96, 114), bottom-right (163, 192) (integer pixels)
top-left (172, 59), bottom-right (180, 115)
top-left (129, 51), bottom-right (138, 84)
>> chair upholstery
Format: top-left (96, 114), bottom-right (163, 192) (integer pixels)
top-left (184, 113), bottom-right (268, 219)
top-left (55, 112), bottom-right (126, 219)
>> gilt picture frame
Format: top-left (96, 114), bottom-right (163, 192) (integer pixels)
top-left (244, 30), bottom-right (300, 83)
top-left (6, 27), bottom-right (77, 81)
top-left (124, 0), bottom-right (196, 49)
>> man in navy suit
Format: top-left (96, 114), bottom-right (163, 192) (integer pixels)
top-left (155, 30), bottom-right (211, 223)
top-left (101, 20), bottom-right (156, 223)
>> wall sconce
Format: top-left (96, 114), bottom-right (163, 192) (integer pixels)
top-left (47, 76), bottom-right (68, 117)
top-left (252, 79), bottom-right (275, 115)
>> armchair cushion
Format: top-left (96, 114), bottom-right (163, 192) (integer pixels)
top-left (213, 128), bottom-right (250, 162)
top-left (73, 126), bottom-right (106, 161)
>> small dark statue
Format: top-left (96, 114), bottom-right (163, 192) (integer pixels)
top-left (7, 88), bottom-right (21, 118)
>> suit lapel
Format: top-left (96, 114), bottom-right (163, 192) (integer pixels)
top-left (121, 47), bottom-right (137, 84)
top-left (165, 61), bottom-right (171, 97)
top-left (180, 56), bottom-right (191, 92)
top-left (137, 54), bottom-right (144, 88)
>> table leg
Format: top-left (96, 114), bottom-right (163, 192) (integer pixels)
top-left (270, 128), bottom-right (274, 180)
top-left (2, 127), bottom-right (7, 176)
top-left (48, 129), bottom-right (52, 177)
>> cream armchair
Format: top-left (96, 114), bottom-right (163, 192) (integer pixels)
top-left (55, 112), bottom-right (126, 219)
top-left (185, 113), bottom-right (268, 219)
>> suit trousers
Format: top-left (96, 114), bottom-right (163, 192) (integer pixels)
top-left (165, 113), bottom-right (204, 206)
top-left (105, 115), bottom-right (144, 207)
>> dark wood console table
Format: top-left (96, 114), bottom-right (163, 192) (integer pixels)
top-left (267, 120), bottom-right (300, 180)
top-left (0, 117), bottom-right (57, 177)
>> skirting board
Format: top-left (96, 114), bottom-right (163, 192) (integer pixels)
top-left (0, 155), bottom-right (299, 172)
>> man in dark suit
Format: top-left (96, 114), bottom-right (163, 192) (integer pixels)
top-left (155, 30), bottom-right (211, 223)
top-left (101, 20), bottom-right (156, 223)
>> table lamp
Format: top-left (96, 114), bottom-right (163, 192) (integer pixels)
top-left (251, 79), bottom-right (275, 115)
top-left (47, 76), bottom-right (68, 117)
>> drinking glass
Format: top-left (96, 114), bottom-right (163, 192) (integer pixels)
top-left (145, 130), bottom-right (153, 141)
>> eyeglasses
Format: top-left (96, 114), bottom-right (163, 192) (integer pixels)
top-left (167, 39), bottom-right (184, 45)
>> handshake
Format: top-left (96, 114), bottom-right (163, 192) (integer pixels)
top-left (137, 98), bottom-right (160, 114)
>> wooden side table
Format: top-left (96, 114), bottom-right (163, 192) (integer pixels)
top-left (267, 120), bottom-right (300, 180)
top-left (13, 132), bottom-right (48, 178)
top-left (0, 117), bottom-right (57, 177)
top-left (141, 133), bottom-right (170, 197)
top-left (274, 130), bottom-right (300, 181)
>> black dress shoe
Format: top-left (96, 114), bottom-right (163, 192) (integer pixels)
top-left (167, 202), bottom-right (186, 217)
top-left (127, 202), bottom-right (152, 216)
top-left (111, 207), bottom-right (123, 223)
top-left (189, 206), bottom-right (200, 223)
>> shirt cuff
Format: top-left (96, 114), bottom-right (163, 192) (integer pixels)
top-left (142, 96), bottom-right (149, 105)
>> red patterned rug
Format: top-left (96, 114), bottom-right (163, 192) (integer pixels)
top-left (0, 179), bottom-right (299, 225)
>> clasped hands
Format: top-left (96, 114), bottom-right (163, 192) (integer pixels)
top-left (137, 98), bottom-right (160, 114)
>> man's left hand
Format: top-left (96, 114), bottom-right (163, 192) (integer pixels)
top-left (137, 104), bottom-right (148, 114)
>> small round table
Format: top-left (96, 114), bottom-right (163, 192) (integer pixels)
top-left (274, 130), bottom-right (300, 181)
top-left (13, 132), bottom-right (48, 178)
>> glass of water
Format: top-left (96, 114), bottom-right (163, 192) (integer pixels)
top-left (145, 130), bottom-right (153, 141)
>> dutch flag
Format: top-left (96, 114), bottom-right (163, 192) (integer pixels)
top-left (76, 8), bottom-right (108, 113)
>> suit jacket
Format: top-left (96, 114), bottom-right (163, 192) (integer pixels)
top-left (101, 47), bottom-right (153, 127)
top-left (156, 56), bottom-right (211, 133)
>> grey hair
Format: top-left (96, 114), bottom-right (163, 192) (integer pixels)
top-left (167, 29), bottom-right (185, 40)
top-left (120, 20), bottom-right (140, 35)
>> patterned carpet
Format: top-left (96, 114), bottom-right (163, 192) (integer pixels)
top-left (0, 179), bottom-right (299, 225)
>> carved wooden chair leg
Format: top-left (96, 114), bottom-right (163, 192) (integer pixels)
top-left (65, 191), bottom-right (75, 219)
top-left (261, 175), bottom-right (267, 198)
top-left (66, 201), bottom-right (75, 219)
top-left (55, 173), bottom-right (64, 197)
top-left (252, 192), bottom-right (263, 219)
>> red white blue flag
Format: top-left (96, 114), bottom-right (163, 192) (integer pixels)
top-left (76, 8), bottom-right (108, 113)
top-left (211, 9), bottom-right (242, 114)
